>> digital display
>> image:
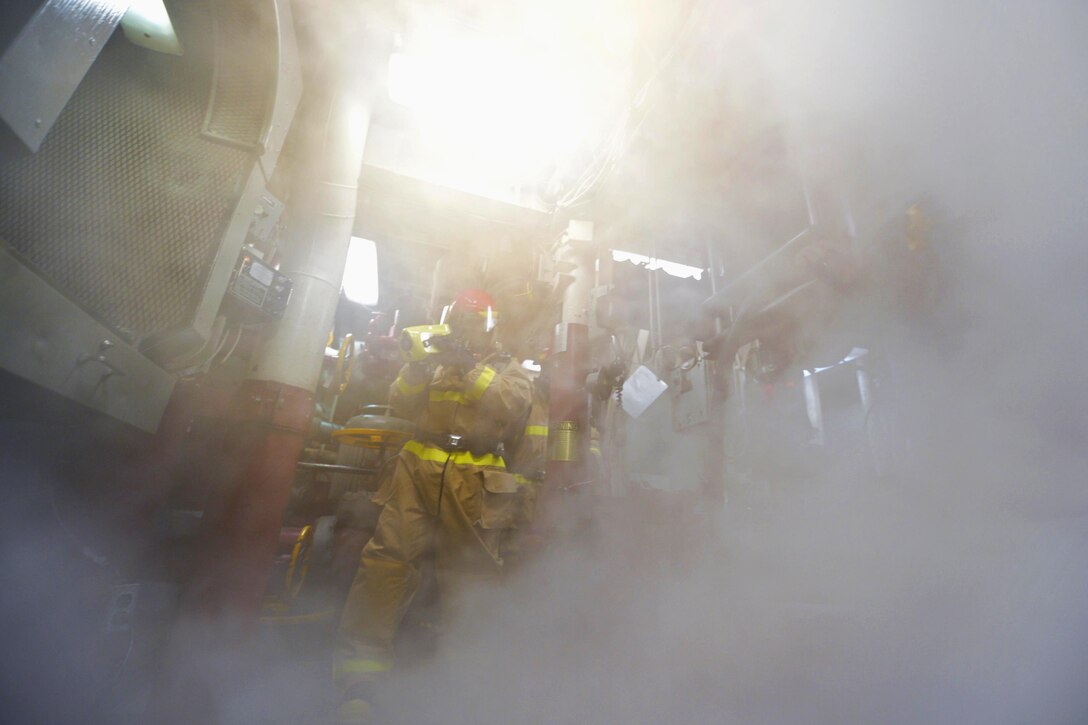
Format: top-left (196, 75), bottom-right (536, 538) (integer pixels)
top-left (247, 259), bottom-right (274, 286)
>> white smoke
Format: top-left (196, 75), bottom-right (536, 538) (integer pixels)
top-left (8, 2), bottom-right (1086, 723)
top-left (360, 2), bottom-right (1088, 724)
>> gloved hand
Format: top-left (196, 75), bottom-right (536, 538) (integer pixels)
top-left (436, 347), bottom-right (476, 372)
top-left (403, 358), bottom-right (434, 385)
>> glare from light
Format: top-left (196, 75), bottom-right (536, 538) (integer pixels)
top-left (388, 48), bottom-right (593, 178)
top-left (612, 249), bottom-right (705, 280)
top-left (342, 237), bottom-right (379, 306)
top-left (384, 9), bottom-right (626, 194)
top-left (121, 0), bottom-right (183, 56)
top-left (807, 348), bottom-right (870, 375)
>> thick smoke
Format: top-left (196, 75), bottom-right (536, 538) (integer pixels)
top-left (5, 2), bottom-right (1087, 723)
top-left (358, 3), bottom-right (1088, 725)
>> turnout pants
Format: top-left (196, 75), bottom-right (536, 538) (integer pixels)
top-left (334, 441), bottom-right (521, 686)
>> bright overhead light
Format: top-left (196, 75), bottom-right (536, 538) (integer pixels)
top-left (387, 45), bottom-right (594, 174)
top-left (342, 237), bottom-right (379, 306)
top-left (384, 7), bottom-right (629, 194)
top-left (612, 249), bottom-right (705, 280)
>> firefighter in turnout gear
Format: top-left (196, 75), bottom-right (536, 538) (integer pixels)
top-left (334, 289), bottom-right (532, 723)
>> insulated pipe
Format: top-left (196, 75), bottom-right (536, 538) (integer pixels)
top-left (701, 228), bottom-right (811, 317)
top-left (541, 229), bottom-right (594, 535)
top-left (182, 88), bottom-right (375, 620)
top-left (551, 231), bottom-right (595, 453)
top-left (559, 241), bottom-right (593, 328)
top-left (152, 10), bottom-right (393, 720)
top-left (702, 241), bottom-right (728, 510)
top-left (249, 91), bottom-right (369, 390)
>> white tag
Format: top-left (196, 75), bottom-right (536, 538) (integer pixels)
top-left (621, 365), bottom-right (668, 419)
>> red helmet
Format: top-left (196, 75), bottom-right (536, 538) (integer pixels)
top-left (443, 288), bottom-right (499, 335)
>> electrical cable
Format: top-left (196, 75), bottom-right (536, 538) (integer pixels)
top-left (435, 399), bottom-right (462, 518)
top-left (172, 315), bottom-right (227, 370)
top-left (216, 324), bottom-right (245, 367)
top-left (200, 322), bottom-right (234, 372)
top-left (176, 320), bottom-right (233, 379)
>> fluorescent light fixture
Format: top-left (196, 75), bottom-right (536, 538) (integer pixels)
top-left (611, 249), bottom-right (704, 280)
top-left (342, 237), bottom-right (379, 306)
top-left (122, 0), bottom-right (183, 56)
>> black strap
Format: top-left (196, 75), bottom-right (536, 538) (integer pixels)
top-left (435, 452), bottom-right (453, 517)
top-left (417, 430), bottom-right (503, 457)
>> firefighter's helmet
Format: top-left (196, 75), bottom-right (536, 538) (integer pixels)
top-left (443, 289), bottom-right (499, 334)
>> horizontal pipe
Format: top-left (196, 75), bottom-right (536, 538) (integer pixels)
top-left (702, 277), bottom-right (822, 361)
top-left (310, 417), bottom-right (342, 441)
top-left (702, 228), bottom-right (811, 316)
top-left (296, 462), bottom-right (377, 475)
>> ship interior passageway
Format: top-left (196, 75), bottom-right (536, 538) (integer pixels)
top-left (2, 1), bottom-right (1088, 723)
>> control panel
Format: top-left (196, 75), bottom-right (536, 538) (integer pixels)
top-left (223, 250), bottom-right (292, 322)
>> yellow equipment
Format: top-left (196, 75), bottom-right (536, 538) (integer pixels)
top-left (399, 324), bottom-right (452, 362)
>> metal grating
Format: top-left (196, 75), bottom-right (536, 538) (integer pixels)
top-left (0, 0), bottom-right (259, 342)
top-left (202, 0), bottom-right (275, 149)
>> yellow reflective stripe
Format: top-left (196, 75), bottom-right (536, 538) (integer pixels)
top-left (513, 473), bottom-right (536, 487)
top-left (590, 446), bottom-right (602, 457)
top-left (403, 439), bottom-right (449, 463)
top-left (396, 376), bottom-right (425, 396)
top-left (402, 439), bottom-right (505, 468)
top-left (466, 366), bottom-right (496, 402)
top-left (429, 389), bottom-right (466, 404)
top-left (334, 658), bottom-right (392, 676)
top-left (524, 425), bottom-right (549, 437)
top-left (426, 367), bottom-right (494, 405)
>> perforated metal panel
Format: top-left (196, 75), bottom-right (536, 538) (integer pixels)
top-left (0, 0), bottom-right (254, 342)
top-left (202, 0), bottom-right (276, 149)
top-left (0, 0), bottom-right (299, 430)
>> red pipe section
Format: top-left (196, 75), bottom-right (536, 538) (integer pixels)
top-left (179, 379), bottom-right (313, 618)
top-left (538, 322), bottom-right (590, 535)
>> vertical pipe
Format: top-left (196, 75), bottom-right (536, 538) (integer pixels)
top-left (541, 229), bottom-right (594, 532)
top-left (841, 192), bottom-right (858, 240)
top-left (544, 322), bottom-right (589, 525)
top-left (800, 172), bottom-right (819, 228)
top-left (702, 241), bottom-right (727, 511)
top-left (183, 90), bottom-right (374, 619)
top-left (803, 371), bottom-right (825, 448)
top-left (151, 10), bottom-right (392, 721)
top-left (649, 266), bottom-right (661, 352)
top-left (250, 92), bottom-right (369, 391)
top-left (706, 241), bottom-right (723, 337)
top-left (857, 365), bottom-right (884, 476)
